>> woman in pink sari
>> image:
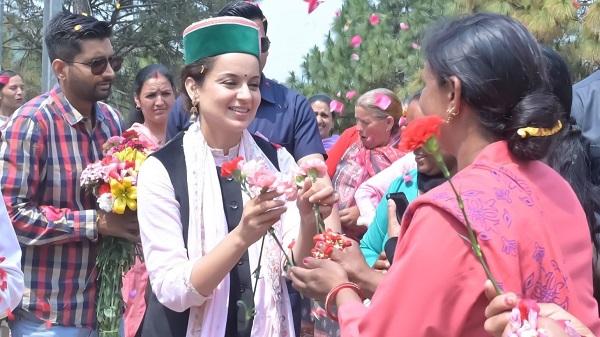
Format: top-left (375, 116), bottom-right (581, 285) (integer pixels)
top-left (332, 88), bottom-right (405, 240)
top-left (290, 13), bottom-right (600, 337)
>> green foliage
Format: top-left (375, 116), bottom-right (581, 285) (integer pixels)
top-left (286, 0), bottom-right (451, 130)
top-left (290, 0), bottom-right (599, 132)
top-left (2, 0), bottom-right (236, 114)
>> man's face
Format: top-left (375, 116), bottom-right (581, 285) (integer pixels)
top-left (64, 38), bottom-right (116, 103)
top-left (252, 18), bottom-right (268, 72)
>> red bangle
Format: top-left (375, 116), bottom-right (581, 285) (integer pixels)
top-left (325, 282), bottom-right (364, 322)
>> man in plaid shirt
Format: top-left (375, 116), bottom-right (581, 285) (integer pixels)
top-left (0, 11), bottom-right (138, 336)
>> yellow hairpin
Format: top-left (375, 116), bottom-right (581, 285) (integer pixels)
top-left (517, 120), bottom-right (563, 139)
top-left (74, 25), bottom-right (82, 31)
top-left (200, 65), bottom-right (205, 74)
top-left (401, 106), bottom-right (407, 117)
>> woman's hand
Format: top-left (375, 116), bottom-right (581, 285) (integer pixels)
top-left (483, 280), bottom-right (595, 337)
top-left (296, 178), bottom-right (338, 220)
top-left (387, 200), bottom-right (401, 238)
top-left (289, 257), bottom-right (349, 302)
top-left (238, 190), bottom-right (287, 245)
top-left (340, 206), bottom-right (360, 228)
top-left (372, 252), bottom-right (390, 273)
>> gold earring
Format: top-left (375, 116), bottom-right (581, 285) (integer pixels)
top-left (445, 107), bottom-right (458, 124)
top-left (189, 96), bottom-right (199, 118)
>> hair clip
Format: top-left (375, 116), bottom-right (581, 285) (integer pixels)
top-left (0, 76), bottom-right (10, 85)
top-left (200, 65), bottom-right (205, 74)
top-left (81, 12), bottom-right (88, 16)
top-left (517, 120), bottom-right (563, 139)
top-left (74, 24), bottom-right (82, 31)
top-left (401, 106), bottom-right (407, 117)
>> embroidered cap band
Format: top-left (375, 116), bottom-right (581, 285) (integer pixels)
top-left (183, 17), bottom-right (260, 65)
top-left (517, 120), bottom-right (563, 139)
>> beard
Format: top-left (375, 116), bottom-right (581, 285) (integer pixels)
top-left (68, 72), bottom-right (112, 103)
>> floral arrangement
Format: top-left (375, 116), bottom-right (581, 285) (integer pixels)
top-left (80, 129), bottom-right (153, 337)
top-left (399, 115), bottom-right (581, 337)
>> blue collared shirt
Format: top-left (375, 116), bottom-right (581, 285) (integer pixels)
top-left (167, 75), bottom-right (325, 161)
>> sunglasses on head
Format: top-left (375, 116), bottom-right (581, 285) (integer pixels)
top-left (66, 55), bottom-right (123, 75)
top-left (261, 37), bottom-right (270, 53)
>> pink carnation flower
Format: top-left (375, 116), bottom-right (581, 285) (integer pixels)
top-left (299, 159), bottom-right (327, 178)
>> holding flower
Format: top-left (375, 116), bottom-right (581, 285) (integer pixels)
top-left (289, 12), bottom-right (599, 337)
top-left (81, 130), bottom-right (154, 337)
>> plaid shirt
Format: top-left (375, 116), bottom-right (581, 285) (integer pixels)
top-left (0, 85), bottom-right (123, 328)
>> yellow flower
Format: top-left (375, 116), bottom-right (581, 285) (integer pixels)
top-left (116, 2), bottom-right (121, 9)
top-left (110, 177), bottom-right (137, 214)
top-left (116, 148), bottom-right (147, 170)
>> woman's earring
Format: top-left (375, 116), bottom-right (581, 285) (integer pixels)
top-left (445, 107), bottom-right (458, 124)
top-left (135, 106), bottom-right (141, 112)
top-left (189, 96), bottom-right (199, 122)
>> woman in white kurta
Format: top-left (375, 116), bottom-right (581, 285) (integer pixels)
top-left (0, 196), bottom-right (25, 319)
top-left (136, 17), bottom-right (337, 337)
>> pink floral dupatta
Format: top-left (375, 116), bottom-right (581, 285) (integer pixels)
top-left (333, 134), bottom-right (405, 210)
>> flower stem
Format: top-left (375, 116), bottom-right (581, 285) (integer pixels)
top-left (267, 227), bottom-right (295, 268)
top-left (252, 236), bottom-right (266, 295)
top-left (433, 153), bottom-right (503, 295)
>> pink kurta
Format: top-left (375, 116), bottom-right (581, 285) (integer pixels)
top-left (338, 141), bottom-right (600, 336)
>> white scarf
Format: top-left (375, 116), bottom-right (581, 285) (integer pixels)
top-left (183, 121), bottom-right (296, 337)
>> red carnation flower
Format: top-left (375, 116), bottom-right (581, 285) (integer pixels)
top-left (221, 156), bottom-right (244, 178)
top-left (99, 183), bottom-right (111, 196)
top-left (517, 299), bottom-right (540, 324)
top-left (122, 130), bottom-right (139, 139)
top-left (399, 115), bottom-right (444, 152)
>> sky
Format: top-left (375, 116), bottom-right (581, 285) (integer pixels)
top-left (259, 0), bottom-right (344, 82)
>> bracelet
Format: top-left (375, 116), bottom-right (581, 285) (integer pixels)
top-left (325, 282), bottom-right (364, 322)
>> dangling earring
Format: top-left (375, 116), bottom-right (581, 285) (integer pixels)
top-left (189, 96), bottom-right (199, 122)
top-left (135, 106), bottom-right (141, 112)
top-left (445, 107), bottom-right (458, 124)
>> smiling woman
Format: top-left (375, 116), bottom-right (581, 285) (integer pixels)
top-left (137, 16), bottom-right (338, 337)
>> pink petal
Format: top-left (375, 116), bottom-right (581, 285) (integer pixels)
top-left (350, 35), bottom-right (362, 47)
top-left (307, 0), bottom-right (320, 14)
top-left (369, 14), bottom-right (380, 26)
top-left (335, 11), bottom-right (340, 17)
top-left (375, 94), bottom-right (392, 110)
top-left (400, 22), bottom-right (410, 30)
top-left (336, 91), bottom-right (341, 97)
top-left (398, 116), bottom-right (407, 127)
top-left (330, 100), bottom-right (345, 114)
top-left (345, 91), bottom-right (357, 100)
top-left (351, 53), bottom-right (360, 61)
top-left (403, 174), bottom-right (412, 182)
top-left (411, 42), bottom-right (420, 49)
top-left (342, 25), bottom-right (349, 32)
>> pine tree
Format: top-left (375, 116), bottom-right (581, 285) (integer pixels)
top-left (286, 0), bottom-right (451, 129)
top-left (454, 0), bottom-right (600, 82)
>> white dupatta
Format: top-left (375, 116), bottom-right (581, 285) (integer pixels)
top-left (182, 121), bottom-right (298, 337)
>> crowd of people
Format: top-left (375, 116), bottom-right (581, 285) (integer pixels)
top-left (1, 2), bottom-right (600, 337)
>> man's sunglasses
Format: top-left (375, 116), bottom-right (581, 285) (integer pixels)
top-left (261, 37), bottom-right (271, 53)
top-left (65, 55), bottom-right (123, 75)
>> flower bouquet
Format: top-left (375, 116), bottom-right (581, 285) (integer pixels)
top-left (80, 130), bottom-right (153, 337)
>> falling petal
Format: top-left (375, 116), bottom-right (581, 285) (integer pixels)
top-left (345, 91), bottom-right (357, 99)
top-left (330, 100), bottom-right (344, 114)
top-left (351, 53), bottom-right (360, 61)
top-left (335, 11), bottom-right (340, 17)
top-left (45, 320), bottom-right (52, 328)
top-left (342, 25), bottom-right (349, 32)
top-left (350, 35), bottom-right (362, 47)
top-left (403, 174), bottom-right (412, 182)
top-left (306, 0), bottom-right (321, 14)
top-left (398, 116), bottom-right (407, 127)
top-left (411, 42), bottom-right (420, 49)
top-left (336, 91), bottom-right (341, 97)
top-left (375, 94), bottom-right (392, 110)
top-left (573, 1), bottom-right (580, 8)
top-left (400, 22), bottom-right (410, 30)
top-left (116, 2), bottom-right (121, 9)
top-left (370, 14), bottom-right (380, 25)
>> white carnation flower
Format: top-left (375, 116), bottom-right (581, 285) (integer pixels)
top-left (97, 193), bottom-right (114, 213)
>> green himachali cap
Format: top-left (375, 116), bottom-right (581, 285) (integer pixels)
top-left (183, 17), bottom-right (261, 65)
